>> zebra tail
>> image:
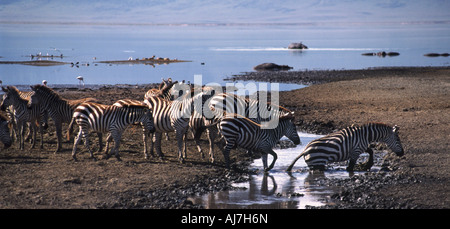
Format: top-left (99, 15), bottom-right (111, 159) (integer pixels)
top-left (67, 116), bottom-right (76, 141)
top-left (286, 150), bottom-right (308, 172)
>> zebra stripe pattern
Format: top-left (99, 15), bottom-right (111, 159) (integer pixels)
top-left (0, 113), bottom-right (12, 149)
top-left (286, 123), bottom-right (404, 172)
top-left (28, 84), bottom-right (98, 153)
top-left (144, 85), bottom-right (215, 163)
top-left (104, 99), bottom-right (153, 159)
top-left (69, 101), bottom-right (154, 161)
top-left (1, 86), bottom-right (45, 150)
top-left (168, 81), bottom-right (220, 163)
top-left (219, 112), bottom-right (301, 171)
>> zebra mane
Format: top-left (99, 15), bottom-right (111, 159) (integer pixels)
top-left (31, 84), bottom-right (65, 101)
top-left (223, 111), bottom-right (294, 128)
top-left (361, 122), bottom-right (391, 129)
top-left (119, 104), bottom-right (148, 109)
top-left (3, 86), bottom-right (28, 102)
top-left (224, 112), bottom-right (263, 127)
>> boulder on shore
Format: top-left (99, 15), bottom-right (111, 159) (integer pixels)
top-left (253, 63), bottom-right (293, 71)
top-left (288, 42), bottom-right (308, 49)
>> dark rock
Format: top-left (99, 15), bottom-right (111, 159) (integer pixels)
top-left (254, 63), bottom-right (293, 71)
top-left (288, 42), bottom-right (308, 49)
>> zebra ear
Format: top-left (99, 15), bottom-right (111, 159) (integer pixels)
top-left (1, 87), bottom-right (7, 92)
top-left (393, 125), bottom-right (400, 133)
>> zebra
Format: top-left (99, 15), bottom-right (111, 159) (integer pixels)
top-left (68, 101), bottom-right (154, 161)
top-left (0, 113), bottom-right (12, 149)
top-left (104, 99), bottom-right (153, 159)
top-left (219, 112), bottom-right (301, 171)
top-left (166, 81), bottom-right (221, 163)
top-left (286, 123), bottom-right (404, 172)
top-left (2, 89), bottom-right (48, 143)
top-left (144, 78), bottom-right (179, 148)
top-left (207, 92), bottom-right (296, 159)
top-left (1, 86), bottom-right (45, 150)
top-left (144, 84), bottom-right (215, 163)
top-left (27, 84), bottom-right (98, 153)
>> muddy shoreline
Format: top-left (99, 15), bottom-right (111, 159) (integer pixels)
top-left (235, 66), bottom-right (449, 208)
top-left (0, 66), bottom-right (448, 209)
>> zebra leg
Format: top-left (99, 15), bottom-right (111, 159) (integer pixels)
top-left (176, 129), bottom-right (186, 163)
top-left (263, 149), bottom-right (278, 172)
top-left (17, 121), bottom-right (25, 150)
top-left (206, 127), bottom-right (217, 163)
top-left (142, 127), bottom-right (149, 159)
top-left (149, 132), bottom-right (155, 157)
top-left (347, 150), bottom-right (362, 172)
top-left (104, 133), bottom-right (112, 154)
top-left (360, 148), bottom-right (374, 171)
top-left (108, 131), bottom-right (122, 161)
top-left (55, 121), bottom-right (63, 153)
top-left (154, 132), bottom-right (165, 159)
top-left (39, 119), bottom-right (44, 149)
top-left (192, 128), bottom-right (205, 159)
top-left (222, 140), bottom-right (235, 169)
top-left (29, 121), bottom-right (37, 149)
top-left (97, 133), bottom-right (103, 152)
top-left (71, 129), bottom-right (83, 161)
top-left (82, 132), bottom-right (96, 160)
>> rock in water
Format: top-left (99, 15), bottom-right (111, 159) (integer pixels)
top-left (288, 42), bottom-right (308, 49)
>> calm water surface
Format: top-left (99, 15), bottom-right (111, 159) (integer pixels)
top-left (1, 23), bottom-right (449, 87)
top-left (189, 132), bottom-right (383, 209)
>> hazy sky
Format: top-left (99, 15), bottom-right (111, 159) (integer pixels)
top-left (1, 0), bottom-right (449, 25)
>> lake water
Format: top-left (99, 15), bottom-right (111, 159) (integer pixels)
top-left (1, 23), bottom-right (449, 89)
top-left (189, 132), bottom-right (386, 209)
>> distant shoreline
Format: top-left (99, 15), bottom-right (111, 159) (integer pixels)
top-left (226, 66), bottom-right (450, 85)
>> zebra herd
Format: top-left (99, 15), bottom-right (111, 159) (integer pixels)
top-left (0, 79), bottom-right (405, 173)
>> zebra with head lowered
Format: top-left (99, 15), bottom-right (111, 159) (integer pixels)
top-left (1, 86), bottom-right (45, 150)
top-left (208, 92), bottom-right (297, 159)
top-left (104, 99), bottom-right (153, 159)
top-left (219, 112), bottom-right (301, 172)
top-left (0, 113), bottom-right (12, 149)
top-left (27, 84), bottom-right (98, 153)
top-left (286, 122), bottom-right (404, 172)
top-left (68, 101), bottom-right (155, 161)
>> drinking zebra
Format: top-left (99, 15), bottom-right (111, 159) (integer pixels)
top-left (286, 123), bottom-right (404, 172)
top-left (0, 113), bottom-right (12, 149)
top-left (1, 86), bottom-right (45, 150)
top-left (27, 84), bottom-right (98, 153)
top-left (68, 101), bottom-right (155, 161)
top-left (144, 84), bottom-right (216, 163)
top-left (219, 112), bottom-right (301, 171)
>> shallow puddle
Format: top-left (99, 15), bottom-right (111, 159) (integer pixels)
top-left (189, 132), bottom-right (380, 209)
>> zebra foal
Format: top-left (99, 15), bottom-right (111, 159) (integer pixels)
top-left (286, 123), bottom-right (404, 172)
top-left (68, 101), bottom-right (155, 161)
top-left (219, 112), bottom-right (301, 171)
